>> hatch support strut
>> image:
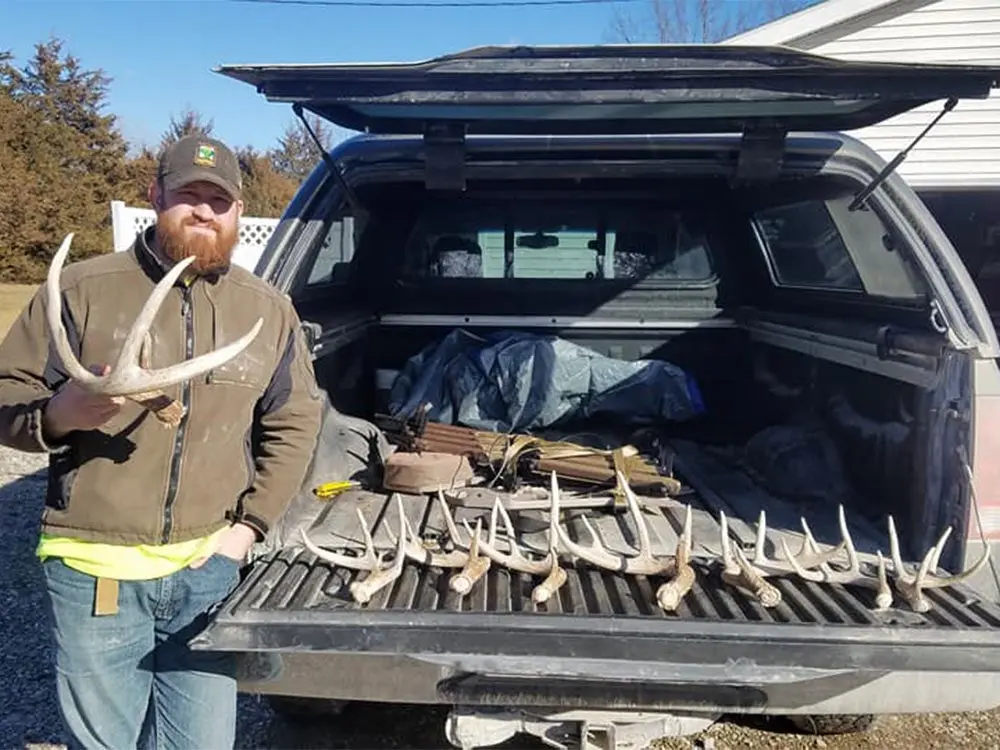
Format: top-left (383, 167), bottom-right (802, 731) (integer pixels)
top-left (292, 103), bottom-right (367, 218)
top-left (849, 97), bottom-right (958, 211)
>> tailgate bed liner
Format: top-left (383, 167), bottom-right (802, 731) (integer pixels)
top-left (193, 441), bottom-right (1000, 672)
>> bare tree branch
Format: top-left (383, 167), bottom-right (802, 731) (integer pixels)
top-left (606, 0), bottom-right (820, 44)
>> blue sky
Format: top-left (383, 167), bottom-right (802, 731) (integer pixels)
top-left (2, 0), bottom-right (800, 153)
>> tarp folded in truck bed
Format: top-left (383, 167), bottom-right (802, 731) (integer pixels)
top-left (387, 328), bottom-right (705, 433)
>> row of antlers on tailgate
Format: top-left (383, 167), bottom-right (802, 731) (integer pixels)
top-left (300, 470), bottom-right (990, 615)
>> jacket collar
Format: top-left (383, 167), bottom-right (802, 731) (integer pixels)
top-left (133, 225), bottom-right (229, 287)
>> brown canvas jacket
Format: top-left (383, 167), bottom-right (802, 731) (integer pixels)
top-left (0, 227), bottom-right (324, 546)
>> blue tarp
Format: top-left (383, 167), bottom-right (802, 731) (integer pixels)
top-left (388, 328), bottom-right (705, 433)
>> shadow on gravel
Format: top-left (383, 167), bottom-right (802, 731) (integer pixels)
top-left (0, 466), bottom-right (72, 749)
top-left (725, 714), bottom-right (803, 735)
top-left (250, 703), bottom-right (549, 749)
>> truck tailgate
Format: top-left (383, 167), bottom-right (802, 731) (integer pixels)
top-left (192, 441), bottom-right (1000, 677)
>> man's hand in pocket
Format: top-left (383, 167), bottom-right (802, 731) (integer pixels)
top-left (189, 523), bottom-right (257, 569)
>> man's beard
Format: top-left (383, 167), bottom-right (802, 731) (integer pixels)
top-left (155, 214), bottom-right (239, 275)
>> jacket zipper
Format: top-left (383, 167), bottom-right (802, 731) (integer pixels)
top-left (161, 285), bottom-right (193, 543)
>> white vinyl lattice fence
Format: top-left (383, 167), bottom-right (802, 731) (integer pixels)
top-left (110, 200), bottom-right (279, 273)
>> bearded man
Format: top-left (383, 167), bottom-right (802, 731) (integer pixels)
top-left (0, 135), bottom-right (323, 749)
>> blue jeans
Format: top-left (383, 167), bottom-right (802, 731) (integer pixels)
top-left (41, 553), bottom-right (242, 750)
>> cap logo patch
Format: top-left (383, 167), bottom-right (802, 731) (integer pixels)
top-left (194, 143), bottom-right (217, 167)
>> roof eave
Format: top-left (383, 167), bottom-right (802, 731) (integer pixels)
top-left (723, 0), bottom-right (908, 47)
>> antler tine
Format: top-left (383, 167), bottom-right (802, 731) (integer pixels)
top-left (436, 490), bottom-right (473, 548)
top-left (887, 516), bottom-right (910, 579)
top-left (451, 517), bottom-right (491, 594)
top-left (719, 511), bottom-right (735, 572)
top-left (925, 526), bottom-right (952, 574)
top-left (385, 497), bottom-right (469, 568)
top-left (132, 318), bottom-right (265, 392)
top-left (461, 498), bottom-right (550, 575)
top-left (488, 499), bottom-right (504, 547)
top-left (888, 516), bottom-right (991, 612)
top-left (489, 494), bottom-right (526, 549)
top-left (555, 470), bottom-right (673, 576)
top-left (682, 501), bottom-right (692, 558)
top-left (299, 506), bottom-right (380, 570)
top-left (531, 472), bottom-right (568, 603)
top-left (349, 495), bottom-right (408, 604)
top-left (779, 536), bottom-right (893, 611)
top-left (751, 509), bottom-right (806, 568)
top-left (779, 505), bottom-right (864, 581)
top-left (45, 233), bottom-right (264, 400)
top-left (754, 510), bottom-right (767, 560)
top-left (833, 505), bottom-right (860, 574)
top-left (718, 510), bottom-right (783, 607)
top-left (113, 250), bottom-right (197, 376)
top-left (46, 235), bottom-right (102, 385)
top-left (617, 469), bottom-right (656, 561)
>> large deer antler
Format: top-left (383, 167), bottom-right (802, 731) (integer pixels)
top-left (555, 469), bottom-right (676, 577)
top-left (392, 491), bottom-right (472, 571)
top-left (717, 508), bottom-right (853, 608)
top-left (460, 477), bottom-right (566, 603)
top-left (886, 517), bottom-right (990, 613)
top-left (385, 492), bottom-right (493, 596)
top-left (777, 505), bottom-right (893, 610)
top-left (551, 470), bottom-right (695, 611)
top-left (300, 494), bottom-right (408, 604)
top-left (45, 234), bottom-right (263, 427)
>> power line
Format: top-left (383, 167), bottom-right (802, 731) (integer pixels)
top-left (231, 0), bottom-right (640, 8)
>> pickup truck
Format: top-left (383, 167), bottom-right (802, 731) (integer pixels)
top-left (192, 44), bottom-right (1000, 749)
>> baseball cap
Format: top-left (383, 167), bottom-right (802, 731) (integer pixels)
top-left (157, 134), bottom-right (243, 200)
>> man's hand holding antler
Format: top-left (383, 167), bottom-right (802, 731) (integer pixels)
top-left (43, 364), bottom-right (124, 440)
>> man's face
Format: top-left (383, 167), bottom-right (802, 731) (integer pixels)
top-left (150, 180), bottom-right (243, 275)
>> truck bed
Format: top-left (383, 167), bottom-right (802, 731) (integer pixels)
top-left (193, 440), bottom-right (1000, 685)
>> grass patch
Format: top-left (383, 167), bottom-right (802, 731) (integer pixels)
top-left (0, 284), bottom-right (38, 340)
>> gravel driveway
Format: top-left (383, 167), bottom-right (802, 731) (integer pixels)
top-left (3, 444), bottom-right (999, 750)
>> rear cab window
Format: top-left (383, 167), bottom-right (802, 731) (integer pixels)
top-left (403, 205), bottom-right (714, 283)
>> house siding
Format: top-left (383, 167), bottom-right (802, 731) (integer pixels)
top-left (797, 0), bottom-right (1000, 188)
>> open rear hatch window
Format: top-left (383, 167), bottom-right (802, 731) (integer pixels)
top-left (216, 44), bottom-right (1000, 136)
